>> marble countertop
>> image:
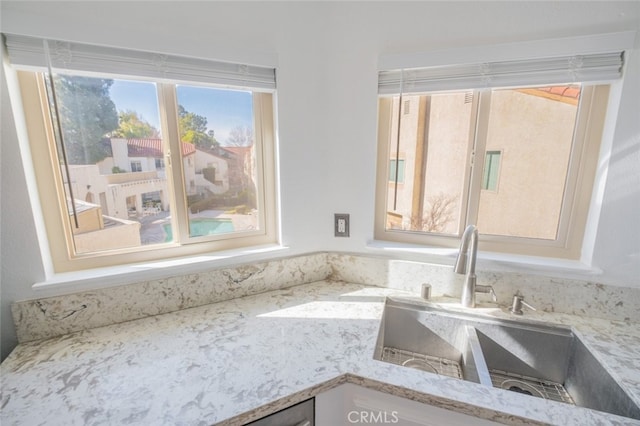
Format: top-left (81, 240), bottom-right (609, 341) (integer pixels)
top-left (2, 280), bottom-right (639, 425)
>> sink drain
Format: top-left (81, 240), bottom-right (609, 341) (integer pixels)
top-left (500, 379), bottom-right (545, 398)
top-left (489, 369), bottom-right (574, 405)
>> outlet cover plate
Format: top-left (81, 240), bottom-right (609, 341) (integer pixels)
top-left (334, 214), bottom-right (350, 237)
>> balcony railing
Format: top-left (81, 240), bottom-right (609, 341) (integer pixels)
top-left (106, 171), bottom-right (159, 184)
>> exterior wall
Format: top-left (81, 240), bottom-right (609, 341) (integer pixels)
top-left (71, 207), bottom-right (103, 235)
top-left (128, 156), bottom-right (155, 173)
top-left (422, 93), bottom-right (472, 234)
top-left (387, 94), bottom-right (471, 234)
top-left (74, 220), bottom-right (141, 253)
top-left (66, 168), bottom-right (168, 219)
top-left (476, 90), bottom-right (577, 239)
top-left (68, 165), bottom-right (109, 211)
top-left (194, 150), bottom-right (229, 194)
top-left (98, 157), bottom-right (114, 175)
top-left (390, 90), bottom-right (576, 239)
top-left (72, 140), bottom-right (177, 219)
top-left (106, 178), bottom-right (168, 219)
top-left (110, 138), bottom-right (130, 172)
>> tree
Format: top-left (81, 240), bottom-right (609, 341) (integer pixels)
top-left (178, 105), bottom-right (218, 149)
top-left (54, 75), bottom-right (118, 164)
top-left (112, 110), bottom-right (160, 138)
top-left (227, 124), bottom-right (253, 147)
top-left (411, 193), bottom-right (457, 233)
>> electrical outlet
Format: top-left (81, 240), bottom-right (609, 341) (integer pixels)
top-left (334, 214), bottom-right (350, 237)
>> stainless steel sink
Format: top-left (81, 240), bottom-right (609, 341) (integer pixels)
top-left (374, 297), bottom-right (640, 420)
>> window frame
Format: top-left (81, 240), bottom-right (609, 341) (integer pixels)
top-left (374, 84), bottom-right (609, 259)
top-left (481, 150), bottom-right (501, 192)
top-left (17, 70), bottom-right (278, 273)
top-left (130, 161), bottom-right (142, 172)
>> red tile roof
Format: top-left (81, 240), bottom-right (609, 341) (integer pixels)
top-left (518, 85), bottom-right (581, 105)
top-left (538, 85), bottom-right (581, 99)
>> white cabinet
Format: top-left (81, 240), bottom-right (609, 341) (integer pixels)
top-left (245, 398), bottom-right (314, 426)
top-left (315, 384), bottom-right (499, 426)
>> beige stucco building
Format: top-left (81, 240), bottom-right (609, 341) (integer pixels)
top-left (66, 138), bottom-right (240, 252)
top-left (387, 86), bottom-right (579, 240)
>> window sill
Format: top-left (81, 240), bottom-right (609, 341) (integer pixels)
top-left (32, 244), bottom-right (290, 297)
top-left (365, 240), bottom-right (603, 280)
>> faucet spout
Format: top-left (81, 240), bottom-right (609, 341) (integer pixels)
top-left (455, 225), bottom-right (479, 308)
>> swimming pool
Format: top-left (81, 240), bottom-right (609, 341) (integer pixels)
top-left (164, 218), bottom-right (234, 241)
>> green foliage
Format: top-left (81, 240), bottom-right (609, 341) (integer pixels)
top-left (202, 167), bottom-right (216, 184)
top-left (112, 110), bottom-right (159, 139)
top-left (178, 105), bottom-right (219, 149)
top-left (112, 166), bottom-right (126, 174)
top-left (53, 75), bottom-right (118, 164)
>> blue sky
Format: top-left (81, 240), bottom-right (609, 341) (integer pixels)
top-left (109, 80), bottom-right (253, 144)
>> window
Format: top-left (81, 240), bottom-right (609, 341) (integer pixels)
top-left (389, 159), bottom-right (405, 183)
top-left (376, 51), bottom-right (620, 258)
top-left (482, 151), bottom-right (501, 191)
top-left (130, 161), bottom-right (143, 172)
top-left (6, 34), bottom-right (278, 272)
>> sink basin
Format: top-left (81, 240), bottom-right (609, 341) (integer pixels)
top-left (374, 297), bottom-right (640, 420)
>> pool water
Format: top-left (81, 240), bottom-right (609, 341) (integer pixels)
top-left (164, 218), bottom-right (234, 241)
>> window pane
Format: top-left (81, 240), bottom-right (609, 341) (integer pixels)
top-left (386, 93), bottom-right (472, 234)
top-left (389, 159), bottom-right (405, 183)
top-left (175, 85), bottom-right (259, 238)
top-left (482, 151), bottom-right (501, 191)
top-left (47, 74), bottom-right (172, 254)
top-left (477, 85), bottom-right (581, 239)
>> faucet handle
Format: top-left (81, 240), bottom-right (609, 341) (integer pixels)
top-left (476, 285), bottom-right (497, 302)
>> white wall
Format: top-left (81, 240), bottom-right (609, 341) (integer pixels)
top-left (592, 45), bottom-right (640, 285)
top-left (1, 46), bottom-right (48, 359)
top-left (1, 1), bottom-right (639, 360)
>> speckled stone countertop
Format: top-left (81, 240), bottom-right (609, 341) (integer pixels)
top-left (2, 280), bottom-right (639, 425)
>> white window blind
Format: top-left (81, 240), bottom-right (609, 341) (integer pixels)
top-left (378, 52), bottom-right (624, 95)
top-left (3, 33), bottom-right (276, 90)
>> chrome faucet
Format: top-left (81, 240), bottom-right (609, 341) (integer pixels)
top-left (454, 225), bottom-right (496, 308)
